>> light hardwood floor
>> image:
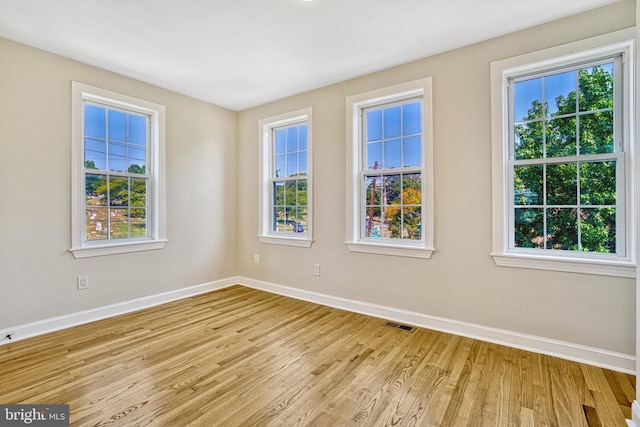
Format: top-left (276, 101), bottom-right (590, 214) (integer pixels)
top-left (0, 285), bottom-right (634, 426)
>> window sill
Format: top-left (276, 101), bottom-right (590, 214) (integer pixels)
top-left (491, 252), bottom-right (635, 278)
top-left (258, 235), bottom-right (313, 248)
top-left (345, 241), bottom-right (434, 259)
top-left (70, 240), bottom-right (167, 259)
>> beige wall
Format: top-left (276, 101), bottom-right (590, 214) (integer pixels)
top-left (0, 38), bottom-right (238, 328)
top-left (236, 0), bottom-right (636, 355)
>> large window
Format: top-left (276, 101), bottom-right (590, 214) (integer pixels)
top-left (346, 78), bottom-right (434, 258)
top-left (258, 108), bottom-right (313, 247)
top-left (491, 31), bottom-right (634, 277)
top-left (71, 82), bottom-right (166, 258)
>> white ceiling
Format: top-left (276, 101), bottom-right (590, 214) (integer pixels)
top-left (0, 0), bottom-right (622, 111)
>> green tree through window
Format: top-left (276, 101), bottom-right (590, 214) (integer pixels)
top-left (512, 62), bottom-right (618, 253)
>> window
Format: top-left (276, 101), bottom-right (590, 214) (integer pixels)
top-left (346, 78), bottom-right (434, 258)
top-left (491, 31), bottom-right (634, 277)
top-left (258, 108), bottom-right (313, 247)
top-left (71, 82), bottom-right (166, 258)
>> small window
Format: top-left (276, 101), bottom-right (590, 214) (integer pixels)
top-left (71, 82), bottom-right (166, 258)
top-left (258, 108), bottom-right (313, 247)
top-left (490, 32), bottom-right (634, 277)
top-left (346, 78), bottom-right (434, 258)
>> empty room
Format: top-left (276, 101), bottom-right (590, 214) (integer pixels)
top-left (0, 0), bottom-right (639, 425)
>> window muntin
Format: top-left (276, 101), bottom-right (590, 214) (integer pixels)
top-left (71, 82), bottom-right (166, 258)
top-left (272, 122), bottom-right (308, 234)
top-left (84, 102), bottom-right (151, 242)
top-left (508, 58), bottom-right (623, 255)
top-left (362, 99), bottom-right (423, 242)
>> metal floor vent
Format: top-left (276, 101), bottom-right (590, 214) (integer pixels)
top-left (383, 321), bottom-right (415, 332)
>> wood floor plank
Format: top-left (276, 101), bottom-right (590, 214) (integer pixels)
top-left (0, 285), bottom-right (634, 426)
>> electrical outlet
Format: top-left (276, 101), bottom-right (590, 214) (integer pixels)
top-left (313, 264), bottom-right (320, 276)
top-left (254, 254), bottom-right (260, 264)
top-left (77, 275), bottom-right (89, 290)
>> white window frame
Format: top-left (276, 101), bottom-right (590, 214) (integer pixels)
top-left (490, 29), bottom-right (635, 278)
top-left (345, 78), bottom-right (434, 258)
top-left (70, 81), bottom-right (167, 258)
top-left (258, 107), bottom-right (313, 247)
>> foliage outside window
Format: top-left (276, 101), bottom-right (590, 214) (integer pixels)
top-left (258, 108), bottom-right (313, 247)
top-left (490, 33), bottom-right (634, 277)
top-left (71, 82), bottom-right (166, 258)
top-left (346, 78), bottom-right (434, 258)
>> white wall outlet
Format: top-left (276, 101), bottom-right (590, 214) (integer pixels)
top-left (313, 264), bottom-right (320, 276)
top-left (77, 275), bottom-right (89, 290)
top-left (254, 254), bottom-right (260, 264)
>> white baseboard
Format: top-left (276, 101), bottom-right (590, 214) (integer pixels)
top-left (236, 276), bottom-right (636, 374)
top-left (627, 401), bottom-right (640, 427)
top-left (1, 275), bottom-right (635, 375)
top-left (0, 277), bottom-right (236, 345)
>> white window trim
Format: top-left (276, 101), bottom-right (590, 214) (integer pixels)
top-left (70, 81), bottom-right (167, 258)
top-left (490, 29), bottom-right (635, 278)
top-left (258, 107), bottom-right (313, 248)
top-left (345, 78), bottom-right (434, 258)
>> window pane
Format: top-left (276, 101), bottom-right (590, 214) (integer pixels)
top-left (579, 111), bottom-right (614, 154)
top-left (287, 127), bottom-right (298, 152)
top-left (130, 208), bottom-right (147, 238)
top-left (365, 175), bottom-right (382, 206)
top-left (85, 174), bottom-right (107, 206)
top-left (286, 153), bottom-right (298, 176)
top-left (367, 141), bottom-right (382, 170)
top-left (109, 208), bottom-right (129, 239)
top-left (365, 206), bottom-right (382, 238)
top-left (275, 154), bottom-right (286, 178)
top-left (274, 207), bottom-right (286, 232)
top-left (514, 208), bottom-right (544, 248)
top-left (275, 129), bottom-right (286, 154)
top-left (580, 161), bottom-right (616, 205)
top-left (297, 180), bottom-right (307, 209)
top-left (383, 138), bottom-right (401, 168)
top-left (402, 173), bottom-right (422, 205)
top-left (84, 104), bottom-right (106, 138)
top-left (514, 77), bottom-right (542, 121)
top-left (547, 208), bottom-right (578, 250)
top-left (544, 70), bottom-right (576, 116)
top-left (108, 110), bottom-right (127, 142)
top-left (403, 101), bottom-right (421, 135)
top-left (546, 163), bottom-right (577, 205)
top-left (581, 208), bottom-right (615, 253)
top-left (284, 207), bottom-right (296, 231)
top-left (514, 122), bottom-right (543, 160)
top-left (403, 136), bottom-right (421, 167)
top-left (546, 116), bottom-right (576, 157)
top-left (384, 204), bottom-right (402, 238)
top-left (128, 114), bottom-right (146, 145)
top-left (128, 146), bottom-right (146, 173)
top-left (299, 150), bottom-right (308, 175)
top-left (109, 177), bottom-right (129, 207)
top-left (402, 206), bottom-right (421, 240)
top-left (384, 105), bottom-right (401, 138)
top-left (108, 141), bottom-right (127, 172)
top-left (579, 63), bottom-right (614, 112)
top-left (514, 165), bottom-right (543, 205)
top-left (285, 181), bottom-right (296, 206)
top-left (384, 175), bottom-right (401, 205)
top-left (299, 124), bottom-right (308, 150)
top-left (86, 207), bottom-right (108, 241)
top-left (85, 138), bottom-right (106, 170)
top-left (273, 181), bottom-right (285, 206)
top-left (366, 109), bottom-right (382, 142)
top-left (130, 178), bottom-right (147, 207)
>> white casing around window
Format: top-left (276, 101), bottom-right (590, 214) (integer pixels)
top-left (490, 29), bottom-right (635, 278)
